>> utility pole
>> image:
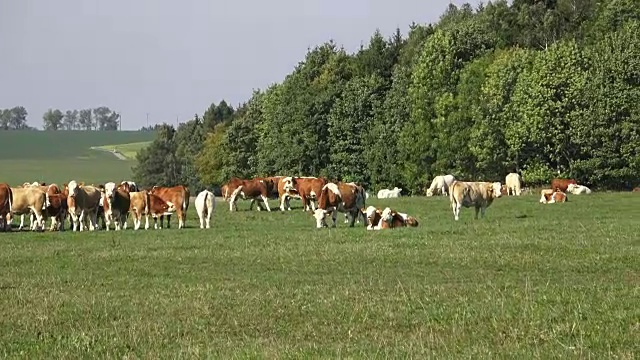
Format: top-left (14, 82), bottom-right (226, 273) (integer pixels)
top-left (176, 115), bottom-right (179, 127)
top-left (146, 113), bottom-right (149, 128)
top-left (119, 111), bottom-right (122, 131)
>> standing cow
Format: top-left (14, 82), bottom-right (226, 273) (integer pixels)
top-left (426, 175), bottom-right (456, 196)
top-left (195, 189), bottom-right (215, 229)
top-left (67, 180), bottom-right (102, 231)
top-left (0, 183), bottom-right (12, 231)
top-left (505, 173), bottom-right (523, 196)
top-left (312, 182), bottom-right (365, 228)
top-left (148, 185), bottom-right (190, 229)
top-left (449, 181), bottom-right (502, 221)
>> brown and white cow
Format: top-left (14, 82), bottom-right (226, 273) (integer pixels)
top-left (550, 178), bottom-right (577, 192)
top-left (101, 182), bottom-right (131, 231)
top-left (376, 207), bottom-right (419, 229)
top-left (277, 176), bottom-right (304, 211)
top-left (43, 193), bottom-right (68, 231)
top-left (226, 178), bottom-right (271, 212)
top-left (449, 181), bottom-right (502, 221)
top-left (148, 185), bottom-right (190, 228)
top-left (285, 176), bottom-right (328, 212)
top-left (539, 189), bottom-right (568, 204)
top-left (128, 191), bottom-right (177, 230)
top-left (67, 180), bottom-right (102, 231)
top-left (312, 182), bottom-right (366, 228)
top-left (9, 186), bottom-right (49, 231)
top-left (362, 205), bottom-right (382, 230)
top-left (0, 183), bottom-right (12, 231)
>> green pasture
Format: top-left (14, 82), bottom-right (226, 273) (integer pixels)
top-left (0, 131), bottom-right (153, 185)
top-left (93, 141), bottom-right (152, 160)
top-left (0, 193), bottom-right (637, 358)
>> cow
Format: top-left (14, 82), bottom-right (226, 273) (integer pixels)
top-left (449, 181), bottom-right (502, 221)
top-left (284, 177), bottom-right (327, 212)
top-left (0, 183), bottom-right (12, 231)
top-left (42, 193), bottom-right (68, 231)
top-left (633, 187), bottom-right (640, 192)
top-left (221, 184), bottom-right (230, 201)
top-left (426, 175), bottom-right (456, 196)
top-left (67, 180), bottom-right (101, 231)
top-left (9, 186), bottom-right (49, 231)
top-left (102, 182), bottom-right (131, 231)
top-left (373, 207), bottom-right (419, 230)
top-left (539, 189), bottom-right (568, 204)
top-left (377, 187), bottom-right (402, 199)
top-left (226, 178), bottom-right (271, 212)
top-left (128, 191), bottom-right (177, 230)
top-left (550, 178), bottom-right (577, 192)
top-left (277, 176), bottom-right (303, 211)
top-left (505, 173), bottom-right (522, 196)
top-left (362, 206), bottom-right (382, 230)
top-left (120, 181), bottom-right (139, 192)
top-left (148, 185), bottom-right (190, 228)
top-left (566, 183), bottom-right (592, 195)
top-left (195, 189), bottom-right (215, 229)
top-left (343, 182), bottom-right (367, 224)
top-left (312, 182), bottom-right (365, 228)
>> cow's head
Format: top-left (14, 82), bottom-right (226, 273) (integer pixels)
top-left (104, 182), bottom-right (117, 199)
top-left (282, 177), bottom-right (295, 193)
top-left (491, 182), bottom-right (502, 198)
top-left (67, 180), bottom-right (79, 197)
top-left (426, 188), bottom-right (434, 197)
top-left (380, 207), bottom-right (394, 222)
top-left (566, 183), bottom-right (577, 193)
top-left (312, 208), bottom-right (329, 228)
top-left (363, 206), bottom-right (380, 230)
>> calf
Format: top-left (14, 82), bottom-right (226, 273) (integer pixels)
top-left (312, 182), bottom-right (365, 228)
top-left (195, 189), bottom-right (215, 229)
top-left (0, 183), bottom-right (12, 231)
top-left (449, 181), bottom-right (502, 221)
top-left (148, 185), bottom-right (190, 228)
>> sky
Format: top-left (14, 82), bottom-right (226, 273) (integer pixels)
top-left (0, 0), bottom-right (480, 130)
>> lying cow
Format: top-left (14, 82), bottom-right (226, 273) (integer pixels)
top-left (377, 187), bottom-right (402, 199)
top-left (426, 174), bottom-right (456, 196)
top-left (505, 173), bottom-right (522, 196)
top-left (363, 206), bottom-right (418, 230)
top-left (312, 182), bottom-right (365, 228)
top-left (449, 181), bottom-right (502, 221)
top-left (566, 183), bottom-right (591, 195)
top-left (195, 189), bottom-right (215, 229)
top-left (539, 189), bottom-right (568, 204)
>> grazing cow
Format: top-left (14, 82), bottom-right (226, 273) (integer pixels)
top-left (148, 185), bottom-right (190, 228)
top-left (9, 186), bottom-right (49, 231)
top-left (312, 182), bottom-right (365, 228)
top-left (195, 189), bottom-right (215, 229)
top-left (449, 181), bottom-right (502, 221)
top-left (0, 183), bottom-right (12, 231)
top-left (285, 177), bottom-right (327, 211)
top-left (566, 183), bottom-right (592, 195)
top-left (67, 180), bottom-right (101, 231)
top-left (374, 207), bottom-right (419, 230)
top-left (505, 173), bottom-right (522, 196)
top-left (377, 187), bottom-right (402, 199)
top-left (426, 175), bottom-right (456, 196)
top-left (102, 182), bottom-right (131, 231)
top-left (550, 178), bottom-right (577, 192)
top-left (226, 178), bottom-right (271, 212)
top-left (539, 189), bottom-right (568, 204)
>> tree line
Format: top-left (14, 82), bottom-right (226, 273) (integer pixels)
top-left (133, 0), bottom-right (640, 192)
top-left (0, 106), bottom-right (122, 130)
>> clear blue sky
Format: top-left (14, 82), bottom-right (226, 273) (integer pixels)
top-left (0, 0), bottom-right (479, 130)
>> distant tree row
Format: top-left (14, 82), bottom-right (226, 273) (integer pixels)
top-left (42, 107), bottom-right (120, 131)
top-left (133, 0), bottom-right (640, 191)
top-left (0, 107), bottom-right (34, 130)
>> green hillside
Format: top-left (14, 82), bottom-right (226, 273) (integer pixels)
top-left (0, 131), bottom-right (154, 186)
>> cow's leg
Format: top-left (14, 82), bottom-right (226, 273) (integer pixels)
top-left (144, 215), bottom-right (150, 230)
top-left (330, 211), bottom-right (338, 228)
top-left (343, 213), bottom-right (349, 224)
top-left (104, 212), bottom-right (111, 231)
top-left (452, 202), bottom-right (461, 221)
top-left (90, 210), bottom-right (98, 231)
top-left (348, 211), bottom-right (357, 227)
top-left (301, 196), bottom-right (309, 211)
top-left (205, 208), bottom-right (211, 229)
top-left (178, 211), bottom-right (185, 229)
top-left (480, 206), bottom-right (486, 219)
top-left (114, 212), bottom-right (121, 231)
top-left (279, 194), bottom-right (287, 211)
top-left (474, 206), bottom-right (480, 220)
top-left (198, 211), bottom-right (204, 229)
top-left (166, 214), bottom-right (171, 228)
top-left (32, 212), bottom-right (44, 231)
top-left (18, 214), bottom-right (25, 231)
top-left (310, 198), bottom-right (317, 212)
top-left (260, 195), bottom-right (271, 212)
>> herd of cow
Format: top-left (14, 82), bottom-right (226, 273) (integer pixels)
top-left (0, 172), bottom-right (593, 233)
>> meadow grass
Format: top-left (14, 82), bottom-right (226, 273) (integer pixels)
top-left (0, 193), bottom-right (638, 358)
top-left (0, 131), bottom-right (152, 186)
top-left (93, 141), bottom-right (152, 160)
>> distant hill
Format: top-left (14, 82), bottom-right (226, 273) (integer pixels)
top-left (0, 130), bottom-right (155, 186)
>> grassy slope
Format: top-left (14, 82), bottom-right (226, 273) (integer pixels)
top-left (0, 131), bottom-right (154, 186)
top-left (0, 193), bottom-right (637, 358)
top-left (93, 141), bottom-right (152, 160)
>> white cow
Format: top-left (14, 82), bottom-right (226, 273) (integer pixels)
top-left (566, 183), bottom-right (592, 195)
top-left (426, 174), bottom-right (456, 196)
top-left (377, 187), bottom-right (402, 199)
top-left (505, 173), bottom-right (522, 196)
top-left (195, 189), bottom-right (216, 229)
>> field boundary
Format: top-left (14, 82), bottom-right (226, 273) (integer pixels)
top-left (90, 146), bottom-right (128, 160)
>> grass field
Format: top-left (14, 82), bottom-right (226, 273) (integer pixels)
top-left (93, 141), bottom-right (152, 160)
top-left (0, 193), bottom-right (637, 358)
top-left (0, 131), bottom-right (153, 186)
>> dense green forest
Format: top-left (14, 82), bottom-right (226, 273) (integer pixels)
top-left (133, 0), bottom-right (640, 193)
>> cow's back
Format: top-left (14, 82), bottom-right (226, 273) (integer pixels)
top-left (551, 178), bottom-right (576, 192)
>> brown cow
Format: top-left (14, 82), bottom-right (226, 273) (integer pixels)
top-left (148, 185), bottom-right (190, 228)
top-left (312, 182), bottom-right (366, 228)
top-left (128, 191), bottom-right (176, 230)
top-left (286, 176), bottom-right (328, 212)
top-left (0, 183), bottom-right (12, 231)
top-left (449, 181), bottom-right (503, 221)
top-left (226, 178), bottom-right (271, 212)
top-left (43, 193), bottom-right (68, 231)
top-left (9, 186), bottom-right (49, 231)
top-left (67, 180), bottom-right (102, 231)
top-left (102, 182), bottom-right (131, 231)
top-left (550, 178), bottom-right (577, 192)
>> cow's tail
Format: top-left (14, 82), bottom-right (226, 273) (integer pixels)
top-left (183, 186), bottom-right (190, 212)
top-left (8, 187), bottom-right (13, 213)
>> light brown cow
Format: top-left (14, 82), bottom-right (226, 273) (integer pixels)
top-left (9, 186), bottom-right (49, 231)
top-left (0, 183), bottom-right (12, 231)
top-left (312, 182), bottom-right (366, 228)
top-left (449, 181), bottom-right (503, 221)
top-left (102, 182), bottom-right (131, 231)
top-left (128, 191), bottom-right (176, 230)
top-left (539, 189), bottom-right (568, 204)
top-left (226, 178), bottom-right (271, 212)
top-left (67, 180), bottom-right (102, 231)
top-left (285, 176), bottom-right (328, 211)
top-left (148, 185), bottom-right (190, 228)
